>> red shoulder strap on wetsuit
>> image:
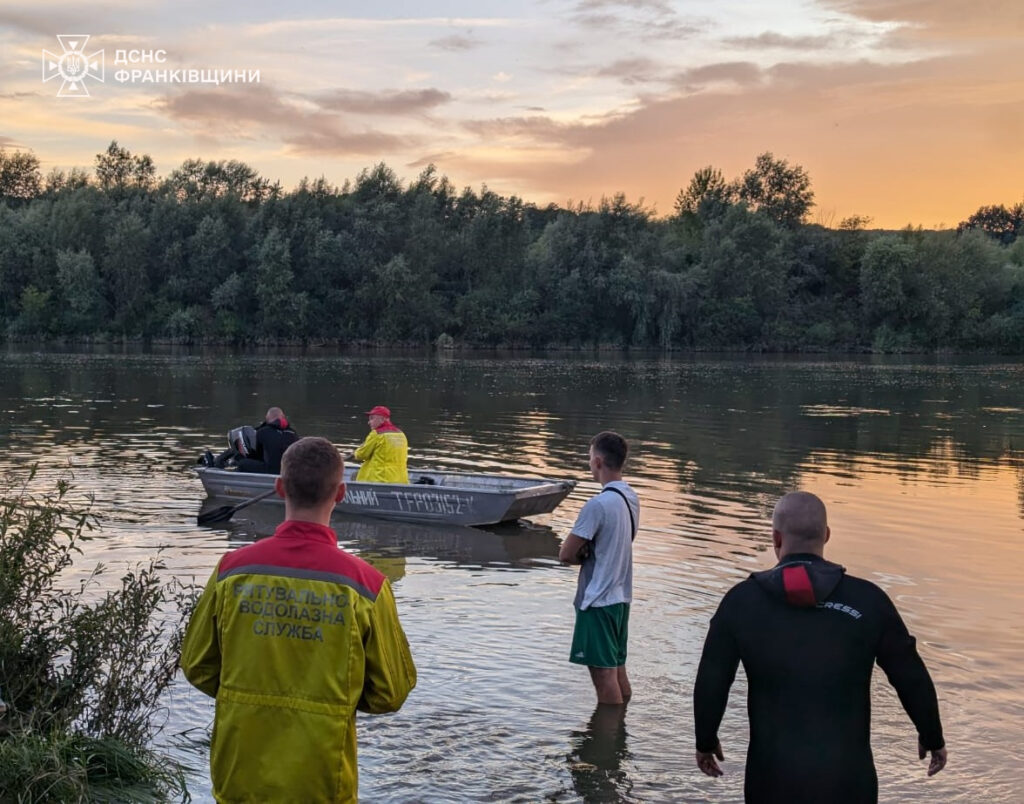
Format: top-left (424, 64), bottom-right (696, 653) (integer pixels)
top-left (782, 564), bottom-right (817, 607)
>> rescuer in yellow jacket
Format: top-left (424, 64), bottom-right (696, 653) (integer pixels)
top-left (349, 405), bottom-right (409, 484)
top-left (180, 437), bottom-right (417, 804)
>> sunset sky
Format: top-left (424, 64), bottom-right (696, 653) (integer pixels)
top-left (1, 0), bottom-right (1022, 228)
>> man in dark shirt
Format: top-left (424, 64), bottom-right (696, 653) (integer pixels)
top-left (693, 491), bottom-right (947, 803)
top-left (212, 406), bottom-right (298, 474)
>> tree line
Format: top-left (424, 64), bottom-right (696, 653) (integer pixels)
top-left (1, 141), bottom-right (1022, 351)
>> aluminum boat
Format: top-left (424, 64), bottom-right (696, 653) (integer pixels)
top-left (196, 465), bottom-right (576, 527)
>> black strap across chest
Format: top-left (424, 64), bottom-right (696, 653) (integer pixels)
top-left (601, 485), bottom-right (636, 542)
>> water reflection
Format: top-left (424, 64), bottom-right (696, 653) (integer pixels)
top-left (567, 703), bottom-right (633, 803)
top-left (200, 500), bottom-right (562, 572)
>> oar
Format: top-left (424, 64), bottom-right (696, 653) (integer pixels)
top-left (197, 488), bottom-right (279, 525)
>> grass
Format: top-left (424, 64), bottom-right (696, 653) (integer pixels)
top-left (0, 731), bottom-right (190, 803)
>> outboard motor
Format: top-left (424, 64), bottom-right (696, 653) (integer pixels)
top-left (227, 425), bottom-right (258, 458)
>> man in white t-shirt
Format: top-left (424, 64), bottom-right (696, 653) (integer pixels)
top-left (559, 431), bottom-right (640, 705)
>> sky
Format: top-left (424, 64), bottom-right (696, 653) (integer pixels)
top-left (1, 0), bottom-right (1022, 228)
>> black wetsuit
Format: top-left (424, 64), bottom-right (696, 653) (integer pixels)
top-left (693, 553), bottom-right (944, 804)
top-left (234, 418), bottom-right (298, 474)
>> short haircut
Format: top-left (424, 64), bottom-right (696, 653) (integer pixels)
top-left (280, 437), bottom-right (343, 508)
top-left (772, 491), bottom-right (828, 543)
top-left (591, 431), bottom-right (629, 470)
top-left (266, 406), bottom-right (285, 422)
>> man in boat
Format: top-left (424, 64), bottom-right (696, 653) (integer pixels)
top-left (181, 437), bottom-right (417, 803)
top-left (345, 405), bottom-right (409, 484)
top-left (559, 431), bottom-right (639, 705)
top-left (209, 406), bottom-right (298, 474)
top-left (692, 491), bottom-right (947, 803)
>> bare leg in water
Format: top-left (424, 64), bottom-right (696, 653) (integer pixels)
top-left (589, 665), bottom-right (632, 705)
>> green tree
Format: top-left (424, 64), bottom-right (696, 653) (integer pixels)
top-left (94, 141), bottom-right (155, 191)
top-left (255, 228), bottom-right (307, 337)
top-left (55, 248), bottom-right (104, 334)
top-left (695, 205), bottom-right (792, 345)
top-left (101, 212), bottom-right (151, 332)
top-left (674, 166), bottom-right (732, 219)
top-left (859, 234), bottom-right (913, 327)
top-left (957, 203), bottom-right (1023, 245)
top-left (0, 149), bottom-right (42, 199)
top-left (10, 285), bottom-right (52, 335)
top-left (737, 152), bottom-right (814, 227)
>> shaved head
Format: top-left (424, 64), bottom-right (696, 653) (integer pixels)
top-left (266, 406), bottom-right (285, 422)
top-left (772, 492), bottom-right (828, 545)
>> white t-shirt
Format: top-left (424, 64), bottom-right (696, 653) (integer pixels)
top-left (571, 480), bottom-right (639, 610)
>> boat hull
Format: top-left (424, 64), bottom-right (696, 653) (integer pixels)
top-left (196, 466), bottom-right (576, 527)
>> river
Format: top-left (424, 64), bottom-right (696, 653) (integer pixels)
top-left (1, 347), bottom-right (1022, 802)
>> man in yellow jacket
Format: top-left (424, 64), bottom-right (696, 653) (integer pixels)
top-left (180, 437), bottom-right (417, 803)
top-left (349, 405), bottom-right (409, 484)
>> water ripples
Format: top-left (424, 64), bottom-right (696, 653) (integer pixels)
top-left (2, 350), bottom-right (1023, 801)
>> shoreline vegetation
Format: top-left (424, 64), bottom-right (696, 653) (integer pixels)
top-left (1, 142), bottom-right (1023, 353)
top-left (0, 470), bottom-right (197, 803)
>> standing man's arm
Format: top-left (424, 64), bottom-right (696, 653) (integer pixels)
top-left (875, 595), bottom-right (947, 776)
top-left (180, 569), bottom-right (223, 698)
top-left (353, 432), bottom-right (378, 464)
top-left (358, 580), bottom-right (417, 714)
top-left (559, 532), bottom-right (591, 565)
top-left (693, 600), bottom-right (741, 777)
top-left (560, 497), bottom-right (602, 565)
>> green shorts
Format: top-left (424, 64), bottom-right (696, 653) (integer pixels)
top-left (569, 602), bottom-right (630, 668)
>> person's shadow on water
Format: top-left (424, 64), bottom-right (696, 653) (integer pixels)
top-left (566, 703), bottom-right (633, 803)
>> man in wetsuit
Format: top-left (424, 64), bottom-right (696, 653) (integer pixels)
top-left (692, 491), bottom-right (947, 803)
top-left (212, 406), bottom-right (298, 474)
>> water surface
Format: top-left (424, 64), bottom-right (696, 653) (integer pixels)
top-left (1, 348), bottom-right (1022, 802)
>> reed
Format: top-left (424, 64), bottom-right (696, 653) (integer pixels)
top-left (0, 468), bottom-right (198, 802)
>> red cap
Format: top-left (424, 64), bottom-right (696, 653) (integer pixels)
top-left (366, 405), bottom-right (391, 418)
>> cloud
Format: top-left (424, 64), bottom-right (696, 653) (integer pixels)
top-left (820, 0), bottom-right (1024, 39)
top-left (595, 57), bottom-right (666, 84)
top-left (462, 115), bottom-right (573, 143)
top-left (574, 0), bottom-right (674, 12)
top-left (156, 84), bottom-right (412, 156)
top-left (283, 130), bottom-right (410, 155)
top-left (724, 31), bottom-right (837, 50)
top-left (242, 17), bottom-right (526, 38)
top-left (0, 5), bottom-right (122, 36)
top-left (445, 45), bottom-right (1024, 225)
top-left (406, 151), bottom-right (458, 169)
top-left (567, 0), bottom-right (706, 41)
top-left (428, 33), bottom-right (482, 52)
top-left (671, 61), bottom-right (763, 88)
top-left (313, 88), bottom-right (452, 116)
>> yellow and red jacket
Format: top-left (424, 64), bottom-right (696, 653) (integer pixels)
top-left (353, 422), bottom-right (409, 484)
top-left (180, 520), bottom-right (417, 803)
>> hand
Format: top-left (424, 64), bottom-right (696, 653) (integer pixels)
top-left (696, 742), bottom-right (724, 777)
top-left (919, 741), bottom-right (947, 776)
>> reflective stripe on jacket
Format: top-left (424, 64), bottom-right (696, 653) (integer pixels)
top-left (180, 520), bottom-right (417, 803)
top-left (354, 423), bottom-right (409, 484)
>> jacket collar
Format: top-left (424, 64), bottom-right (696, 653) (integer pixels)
top-left (272, 519), bottom-right (336, 544)
top-left (776, 552), bottom-right (826, 566)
